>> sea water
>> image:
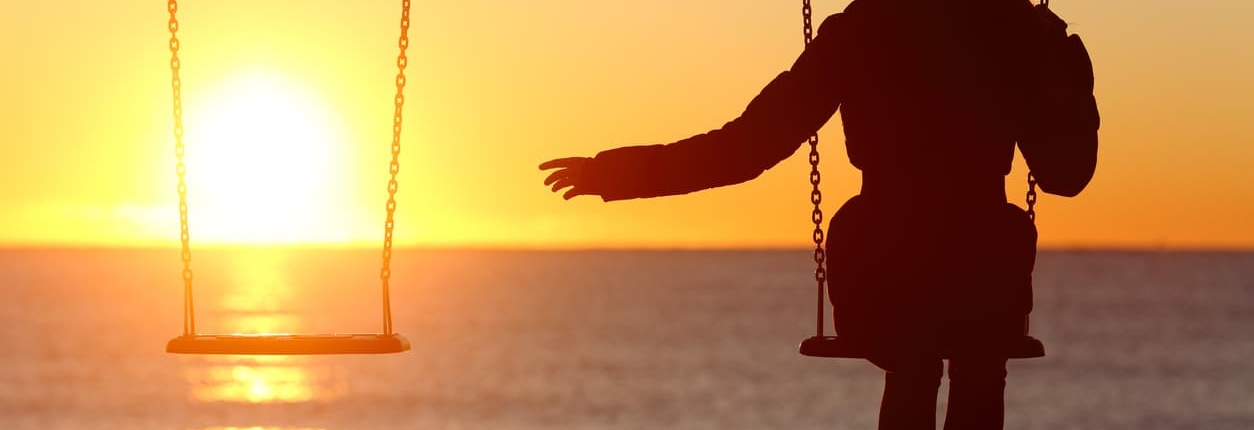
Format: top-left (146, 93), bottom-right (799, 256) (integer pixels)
top-left (0, 248), bottom-right (1250, 430)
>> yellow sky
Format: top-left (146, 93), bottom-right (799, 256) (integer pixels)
top-left (2, 1), bottom-right (1252, 249)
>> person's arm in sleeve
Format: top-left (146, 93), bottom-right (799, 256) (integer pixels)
top-left (1018, 6), bottom-right (1099, 197)
top-left (547, 14), bottom-right (850, 202)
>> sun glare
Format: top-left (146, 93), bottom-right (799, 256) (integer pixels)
top-left (184, 69), bottom-right (359, 245)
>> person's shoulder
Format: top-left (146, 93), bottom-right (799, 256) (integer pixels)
top-left (817, 13), bottom-right (846, 32)
top-left (817, 0), bottom-right (878, 37)
top-left (815, 13), bottom-right (857, 41)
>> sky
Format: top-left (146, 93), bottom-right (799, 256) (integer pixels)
top-left (1, 0), bottom-right (1252, 249)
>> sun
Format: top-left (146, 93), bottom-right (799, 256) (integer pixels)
top-left (184, 69), bottom-right (360, 245)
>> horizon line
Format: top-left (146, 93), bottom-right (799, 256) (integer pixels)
top-left (2, 243), bottom-right (1252, 253)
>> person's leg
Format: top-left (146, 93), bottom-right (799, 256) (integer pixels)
top-left (942, 357), bottom-right (1008, 430)
top-left (870, 356), bottom-right (943, 430)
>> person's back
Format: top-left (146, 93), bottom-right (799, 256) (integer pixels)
top-left (840, 0), bottom-right (1048, 194)
top-left (824, 3), bottom-right (1096, 429)
top-left (830, 0), bottom-right (1046, 354)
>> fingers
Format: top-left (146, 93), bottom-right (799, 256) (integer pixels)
top-left (554, 181), bottom-right (587, 200)
top-left (563, 187), bottom-right (585, 200)
top-left (550, 176), bottom-right (575, 193)
top-left (546, 170), bottom-right (591, 200)
top-left (540, 156), bottom-right (595, 200)
top-left (543, 168), bottom-right (569, 186)
top-left (539, 157), bottom-right (590, 171)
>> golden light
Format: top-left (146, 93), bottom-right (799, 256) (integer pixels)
top-left (184, 356), bottom-right (347, 404)
top-left (182, 251), bottom-right (348, 405)
top-left (184, 68), bottom-right (360, 245)
top-left (218, 248), bottom-right (303, 335)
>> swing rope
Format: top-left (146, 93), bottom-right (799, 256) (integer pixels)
top-left (380, 0), bottom-right (412, 336)
top-left (166, 0), bottom-right (411, 337)
top-left (801, 0), bottom-right (828, 340)
top-left (1023, 170), bottom-right (1037, 336)
top-left (1021, 0), bottom-right (1049, 333)
top-left (168, 0), bottom-right (194, 336)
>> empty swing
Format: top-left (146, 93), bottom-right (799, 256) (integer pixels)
top-left (792, 0), bottom-right (1045, 360)
top-left (163, 0), bottom-right (414, 355)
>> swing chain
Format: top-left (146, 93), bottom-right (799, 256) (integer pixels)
top-left (168, 0), bottom-right (195, 336)
top-left (1026, 0), bottom-right (1047, 222)
top-left (1026, 173), bottom-right (1037, 221)
top-left (802, 0), bottom-right (828, 337)
top-left (379, 0), bottom-right (411, 335)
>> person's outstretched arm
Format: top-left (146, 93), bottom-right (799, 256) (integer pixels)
top-left (542, 14), bottom-right (851, 201)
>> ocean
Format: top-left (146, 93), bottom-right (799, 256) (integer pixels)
top-left (0, 248), bottom-right (1250, 430)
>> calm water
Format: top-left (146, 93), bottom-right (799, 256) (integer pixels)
top-left (0, 248), bottom-right (1250, 430)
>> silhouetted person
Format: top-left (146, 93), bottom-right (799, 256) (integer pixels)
top-left (540, 1), bottom-right (1098, 429)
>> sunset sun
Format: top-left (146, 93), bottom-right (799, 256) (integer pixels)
top-left (184, 69), bottom-right (359, 245)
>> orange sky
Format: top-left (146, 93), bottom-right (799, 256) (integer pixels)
top-left (2, 1), bottom-right (1252, 249)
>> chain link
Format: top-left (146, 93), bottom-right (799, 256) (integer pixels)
top-left (1023, 171), bottom-right (1038, 334)
top-left (1023, 0), bottom-right (1050, 335)
top-left (1026, 172), bottom-right (1037, 222)
top-left (802, 0), bottom-right (828, 337)
top-left (379, 0), bottom-right (411, 335)
top-left (168, 0), bottom-right (195, 336)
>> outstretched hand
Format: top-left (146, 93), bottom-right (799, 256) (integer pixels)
top-left (539, 157), bottom-right (597, 200)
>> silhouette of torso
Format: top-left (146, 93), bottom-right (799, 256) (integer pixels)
top-left (839, 0), bottom-right (1042, 200)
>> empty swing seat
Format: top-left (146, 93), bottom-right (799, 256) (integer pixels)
top-left (798, 335), bottom-right (1044, 359)
top-left (166, 333), bottom-right (411, 355)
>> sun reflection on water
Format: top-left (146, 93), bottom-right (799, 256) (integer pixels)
top-left (186, 355), bottom-right (347, 404)
top-left (183, 250), bottom-right (348, 404)
top-left (219, 250), bottom-right (295, 319)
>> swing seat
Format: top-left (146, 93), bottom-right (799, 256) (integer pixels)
top-left (166, 333), bottom-right (410, 355)
top-left (798, 335), bottom-right (1044, 359)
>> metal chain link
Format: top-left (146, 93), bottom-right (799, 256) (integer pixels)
top-left (379, 0), bottom-right (411, 335)
top-left (1027, 0), bottom-right (1047, 223)
top-left (1023, 172), bottom-right (1037, 334)
top-left (1023, 0), bottom-right (1049, 335)
top-left (802, 0), bottom-right (828, 338)
top-left (168, 0), bottom-right (195, 336)
top-left (1026, 173), bottom-right (1037, 222)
